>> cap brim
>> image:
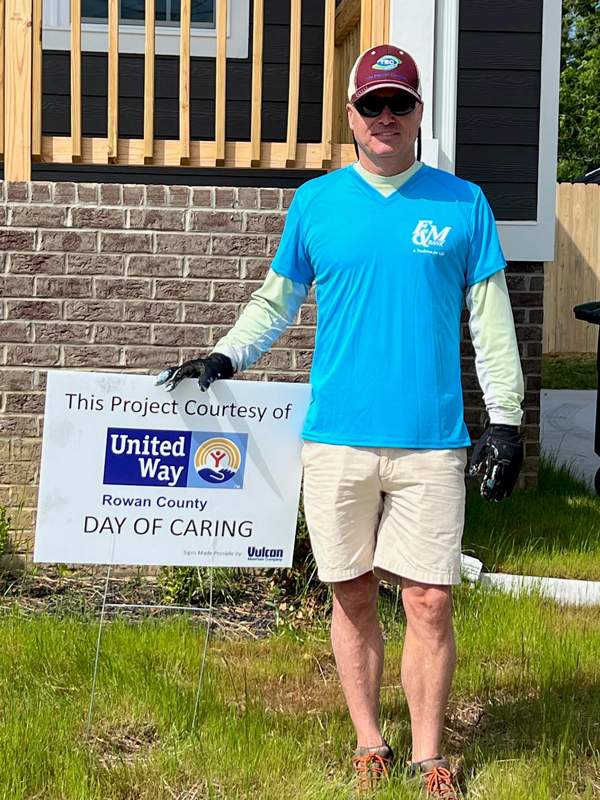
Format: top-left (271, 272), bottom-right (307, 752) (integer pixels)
top-left (351, 82), bottom-right (422, 105)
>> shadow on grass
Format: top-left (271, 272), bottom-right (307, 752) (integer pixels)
top-left (378, 667), bottom-right (600, 795)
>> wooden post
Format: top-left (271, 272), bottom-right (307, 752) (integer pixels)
top-left (4, 0), bottom-right (33, 180)
top-left (215, 0), bottom-right (227, 166)
top-left (31, 0), bottom-right (41, 159)
top-left (0, 0), bottom-right (5, 160)
top-left (321, 0), bottom-right (335, 169)
top-left (249, 0), bottom-right (264, 167)
top-left (360, 0), bottom-right (372, 50)
top-left (179, 0), bottom-right (191, 165)
top-left (335, 0), bottom-right (360, 46)
top-left (143, 0), bottom-right (155, 164)
top-left (107, 0), bottom-right (119, 162)
top-left (285, 0), bottom-right (301, 168)
top-left (71, 0), bottom-right (82, 162)
top-left (383, 0), bottom-right (390, 43)
top-left (371, 0), bottom-right (388, 45)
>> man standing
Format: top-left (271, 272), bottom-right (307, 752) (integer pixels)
top-left (157, 45), bottom-right (524, 798)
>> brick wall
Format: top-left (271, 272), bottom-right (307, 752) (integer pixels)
top-left (0, 179), bottom-right (542, 539)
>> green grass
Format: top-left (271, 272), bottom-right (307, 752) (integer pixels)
top-left (1, 587), bottom-right (600, 798)
top-left (464, 459), bottom-right (600, 580)
top-left (1, 463), bottom-right (600, 797)
top-left (542, 352), bottom-right (598, 389)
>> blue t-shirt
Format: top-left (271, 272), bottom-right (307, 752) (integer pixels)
top-left (270, 164), bottom-right (506, 448)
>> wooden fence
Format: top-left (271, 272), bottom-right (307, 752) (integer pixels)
top-left (544, 182), bottom-right (600, 353)
top-left (0, 0), bottom-right (389, 180)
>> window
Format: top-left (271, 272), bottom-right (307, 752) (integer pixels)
top-left (42, 0), bottom-right (249, 57)
top-left (81, 0), bottom-right (215, 26)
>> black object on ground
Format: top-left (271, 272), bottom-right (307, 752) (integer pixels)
top-left (574, 302), bottom-right (600, 492)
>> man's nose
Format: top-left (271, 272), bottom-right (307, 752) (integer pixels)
top-left (378, 105), bottom-right (396, 124)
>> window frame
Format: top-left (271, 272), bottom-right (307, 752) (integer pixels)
top-left (42, 0), bottom-right (250, 58)
top-left (81, 0), bottom-right (215, 28)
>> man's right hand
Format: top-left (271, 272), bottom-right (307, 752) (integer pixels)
top-left (155, 353), bottom-right (234, 393)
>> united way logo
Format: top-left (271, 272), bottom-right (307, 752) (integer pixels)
top-left (103, 428), bottom-right (192, 488)
top-left (103, 427), bottom-right (248, 489)
top-left (195, 438), bottom-right (242, 485)
top-left (412, 220), bottom-right (452, 248)
top-left (188, 432), bottom-right (248, 490)
top-left (372, 55), bottom-right (402, 70)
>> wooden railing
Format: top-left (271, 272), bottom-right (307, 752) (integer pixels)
top-left (1, 0), bottom-right (389, 180)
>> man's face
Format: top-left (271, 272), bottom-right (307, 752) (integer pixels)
top-left (347, 88), bottom-right (423, 162)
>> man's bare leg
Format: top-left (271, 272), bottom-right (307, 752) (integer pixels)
top-left (400, 578), bottom-right (456, 763)
top-left (331, 572), bottom-right (384, 748)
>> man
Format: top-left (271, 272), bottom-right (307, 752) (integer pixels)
top-left (157, 45), bottom-right (524, 798)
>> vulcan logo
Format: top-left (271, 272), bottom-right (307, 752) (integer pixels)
top-left (412, 220), bottom-right (452, 249)
top-left (248, 546), bottom-right (284, 562)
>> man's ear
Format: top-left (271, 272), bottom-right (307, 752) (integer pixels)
top-left (347, 102), bottom-right (355, 132)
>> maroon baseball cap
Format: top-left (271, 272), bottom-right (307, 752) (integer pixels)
top-left (348, 44), bottom-right (422, 104)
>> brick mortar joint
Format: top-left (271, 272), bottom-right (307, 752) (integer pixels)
top-left (1, 182), bottom-right (290, 210)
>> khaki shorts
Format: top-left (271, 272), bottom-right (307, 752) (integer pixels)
top-left (301, 441), bottom-right (467, 586)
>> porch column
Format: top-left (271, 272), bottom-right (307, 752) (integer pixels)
top-left (4, 0), bottom-right (33, 180)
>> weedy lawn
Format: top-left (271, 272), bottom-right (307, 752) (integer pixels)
top-left (1, 584), bottom-right (600, 799)
top-left (2, 462), bottom-right (600, 798)
top-left (464, 459), bottom-right (600, 580)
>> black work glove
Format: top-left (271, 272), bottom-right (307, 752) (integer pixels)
top-left (155, 353), bottom-right (234, 393)
top-left (469, 424), bottom-right (524, 502)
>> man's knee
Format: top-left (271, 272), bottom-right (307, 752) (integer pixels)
top-left (333, 572), bottom-right (379, 617)
top-left (401, 581), bottom-right (453, 635)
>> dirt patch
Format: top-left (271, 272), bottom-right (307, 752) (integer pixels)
top-left (92, 721), bottom-right (159, 768)
top-left (445, 699), bottom-right (486, 755)
top-left (212, 646), bottom-right (345, 715)
top-left (0, 565), bottom-right (279, 638)
top-left (260, 653), bottom-right (345, 715)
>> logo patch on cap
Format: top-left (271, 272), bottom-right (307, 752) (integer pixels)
top-left (372, 55), bottom-right (402, 71)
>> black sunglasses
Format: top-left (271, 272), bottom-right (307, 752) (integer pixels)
top-left (354, 93), bottom-right (417, 118)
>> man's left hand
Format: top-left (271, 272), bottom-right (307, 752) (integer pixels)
top-left (469, 424), bottom-right (524, 502)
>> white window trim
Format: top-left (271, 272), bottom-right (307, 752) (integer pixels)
top-left (496, 0), bottom-right (561, 262)
top-left (389, 0), bottom-right (561, 262)
top-left (42, 0), bottom-right (250, 57)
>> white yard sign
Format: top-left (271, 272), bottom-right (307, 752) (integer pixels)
top-left (34, 371), bottom-right (311, 568)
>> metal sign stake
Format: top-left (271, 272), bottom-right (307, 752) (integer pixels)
top-left (86, 565), bottom-right (215, 738)
top-left (86, 563), bottom-right (112, 739)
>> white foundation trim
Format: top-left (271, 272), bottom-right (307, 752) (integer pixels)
top-left (461, 555), bottom-right (600, 606)
top-left (480, 572), bottom-right (600, 606)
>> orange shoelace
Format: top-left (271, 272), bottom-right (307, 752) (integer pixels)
top-left (423, 766), bottom-right (458, 799)
top-left (353, 753), bottom-right (391, 794)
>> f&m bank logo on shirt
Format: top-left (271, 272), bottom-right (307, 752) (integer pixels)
top-left (103, 428), bottom-right (248, 489)
top-left (412, 220), bottom-right (452, 254)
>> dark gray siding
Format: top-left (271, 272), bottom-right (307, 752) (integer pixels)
top-left (455, 0), bottom-right (542, 220)
top-left (42, 0), bottom-right (325, 143)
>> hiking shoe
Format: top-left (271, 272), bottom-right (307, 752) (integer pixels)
top-left (352, 742), bottom-right (395, 795)
top-left (409, 758), bottom-right (460, 799)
